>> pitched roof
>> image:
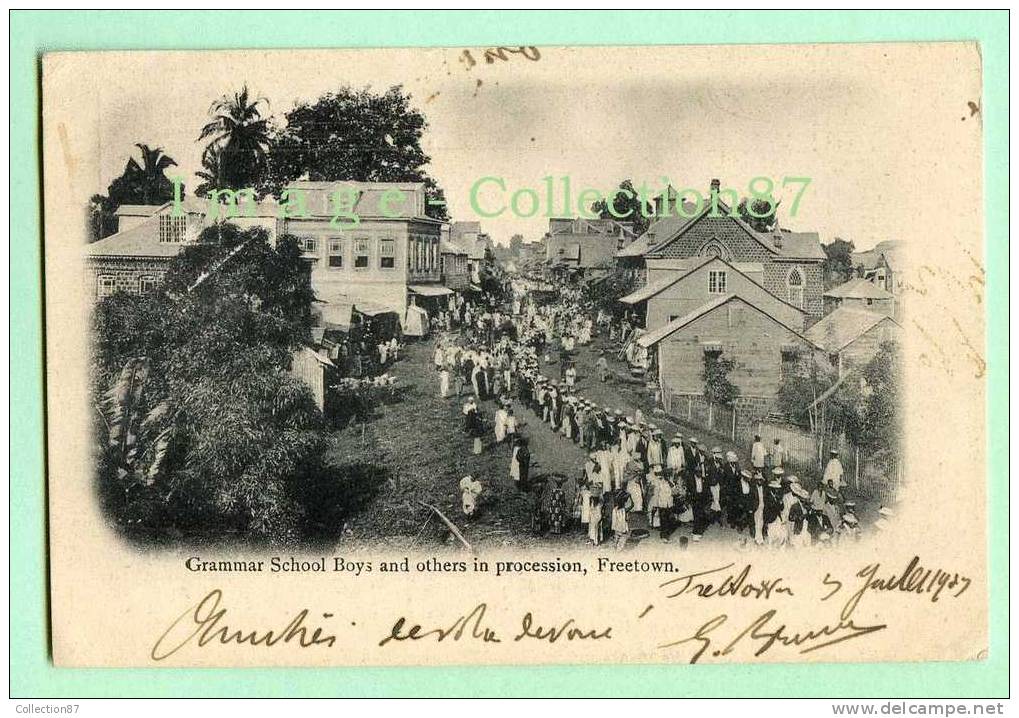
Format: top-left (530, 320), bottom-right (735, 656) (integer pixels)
top-left (637, 294), bottom-right (816, 349)
top-left (804, 306), bottom-right (897, 352)
top-left (85, 220), bottom-right (185, 258)
top-left (770, 230), bottom-right (826, 261)
top-left (824, 277), bottom-right (895, 300)
top-left (622, 199), bottom-right (825, 262)
top-left (440, 240), bottom-right (468, 255)
top-left (620, 255), bottom-right (807, 316)
top-left (616, 211), bottom-right (695, 258)
top-left (114, 204), bottom-right (162, 217)
top-left (284, 180), bottom-right (432, 220)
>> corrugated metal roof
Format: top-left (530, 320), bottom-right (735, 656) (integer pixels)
top-left (804, 306), bottom-right (896, 352)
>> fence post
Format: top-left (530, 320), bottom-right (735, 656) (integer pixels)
top-left (732, 407), bottom-right (737, 442)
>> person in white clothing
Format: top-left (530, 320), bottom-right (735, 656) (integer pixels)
top-left (822, 449), bottom-right (845, 490)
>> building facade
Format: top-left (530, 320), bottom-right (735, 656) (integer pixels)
top-left (620, 256), bottom-right (808, 333)
top-left (637, 294), bottom-right (822, 412)
top-left (616, 182), bottom-right (826, 316)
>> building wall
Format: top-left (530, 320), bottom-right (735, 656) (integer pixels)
top-left (86, 257), bottom-right (171, 299)
top-left (657, 297), bottom-right (816, 401)
top-left (839, 318), bottom-right (900, 372)
top-left (650, 215), bottom-right (824, 315)
top-left (763, 261), bottom-right (823, 316)
top-left (441, 253), bottom-right (470, 290)
top-left (835, 295), bottom-right (896, 318)
top-left (545, 233), bottom-right (617, 269)
top-left (645, 261), bottom-right (806, 332)
top-left (286, 217), bottom-right (441, 317)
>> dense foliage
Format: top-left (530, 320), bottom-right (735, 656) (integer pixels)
top-left (260, 85), bottom-right (448, 218)
top-left (91, 224), bottom-right (349, 547)
top-left (88, 144), bottom-right (181, 241)
top-left (702, 353), bottom-right (740, 407)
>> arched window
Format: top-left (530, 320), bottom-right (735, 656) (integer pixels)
top-left (698, 238), bottom-right (731, 260)
top-left (787, 267), bottom-right (804, 308)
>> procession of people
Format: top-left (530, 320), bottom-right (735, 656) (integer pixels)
top-left (429, 279), bottom-right (863, 551)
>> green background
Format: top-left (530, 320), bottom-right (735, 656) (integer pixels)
top-left (10, 10), bottom-right (1009, 698)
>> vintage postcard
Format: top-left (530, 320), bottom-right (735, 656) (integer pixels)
top-left (43, 43), bottom-right (986, 668)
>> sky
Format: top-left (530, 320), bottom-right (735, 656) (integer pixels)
top-left (85, 43), bottom-right (982, 250)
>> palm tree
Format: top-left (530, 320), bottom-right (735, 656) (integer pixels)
top-left (108, 143), bottom-right (178, 206)
top-left (194, 145), bottom-right (225, 199)
top-left (197, 85), bottom-right (270, 191)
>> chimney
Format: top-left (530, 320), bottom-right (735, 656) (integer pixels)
top-left (710, 178), bottom-right (721, 194)
top-left (772, 231), bottom-right (783, 248)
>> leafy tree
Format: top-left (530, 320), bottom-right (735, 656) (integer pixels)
top-left (197, 85), bottom-right (271, 194)
top-left (583, 264), bottom-right (639, 317)
top-left (589, 179), bottom-right (650, 234)
top-left (702, 353), bottom-right (739, 406)
top-left (737, 196), bottom-right (780, 233)
top-left (263, 85), bottom-right (448, 219)
top-left (87, 144), bottom-right (181, 241)
top-left (91, 224), bottom-right (344, 547)
top-left (822, 237), bottom-right (856, 289)
top-left (859, 341), bottom-right (901, 455)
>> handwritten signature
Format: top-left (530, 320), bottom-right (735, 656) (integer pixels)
top-left (151, 589), bottom-right (337, 661)
top-left (660, 609), bottom-right (886, 664)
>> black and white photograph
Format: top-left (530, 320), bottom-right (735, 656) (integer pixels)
top-left (41, 42), bottom-right (987, 668)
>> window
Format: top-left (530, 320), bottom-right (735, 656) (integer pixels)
top-left (780, 347), bottom-right (800, 380)
top-left (379, 238), bottom-right (395, 269)
top-left (407, 239), bottom-right (413, 268)
top-left (708, 270), bottom-right (727, 294)
top-left (299, 237), bottom-right (319, 255)
top-left (866, 298), bottom-right (874, 306)
top-left (97, 275), bottom-right (115, 298)
top-left (354, 238), bottom-right (370, 268)
top-left (138, 275), bottom-right (157, 294)
top-left (158, 214), bottom-right (188, 243)
top-left (787, 267), bottom-right (804, 308)
top-left (328, 239), bottom-right (344, 268)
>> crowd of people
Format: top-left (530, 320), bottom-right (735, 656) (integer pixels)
top-left (435, 282), bottom-right (862, 551)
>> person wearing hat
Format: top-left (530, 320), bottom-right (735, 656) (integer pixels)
top-left (504, 407), bottom-right (517, 442)
top-left (705, 447), bottom-right (725, 525)
top-left (609, 439), bottom-right (628, 491)
top-left (493, 400), bottom-right (508, 444)
top-left (722, 450), bottom-right (743, 529)
top-left (683, 438), bottom-right (701, 482)
top-left (647, 464), bottom-right (674, 535)
top-left (646, 429), bottom-right (665, 468)
top-left (822, 448), bottom-right (845, 490)
top-left (734, 468), bottom-right (754, 534)
top-left (666, 435), bottom-right (686, 479)
top-left (596, 351), bottom-right (610, 382)
top-left (839, 512), bottom-right (861, 543)
top-left (509, 436), bottom-right (530, 491)
top-left (595, 442), bottom-right (614, 493)
top-left (685, 451), bottom-right (713, 542)
top-left (763, 468), bottom-right (785, 543)
top-left (787, 482), bottom-right (811, 548)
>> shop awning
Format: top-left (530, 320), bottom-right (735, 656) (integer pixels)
top-left (319, 301), bottom-right (355, 331)
top-left (409, 284), bottom-right (454, 297)
top-left (356, 301), bottom-right (398, 317)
